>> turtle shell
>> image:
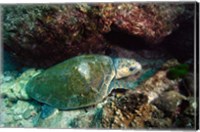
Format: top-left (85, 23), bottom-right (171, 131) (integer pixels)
top-left (26, 55), bottom-right (115, 110)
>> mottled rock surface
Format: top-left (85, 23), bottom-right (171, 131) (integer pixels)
top-left (0, 99), bottom-right (41, 127)
top-left (3, 4), bottom-right (107, 67)
top-left (98, 3), bottom-right (192, 44)
top-left (152, 90), bottom-right (187, 113)
top-left (1, 69), bottom-right (41, 101)
top-left (2, 3), bottom-right (194, 67)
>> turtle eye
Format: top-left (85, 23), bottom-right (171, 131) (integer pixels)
top-left (129, 67), bottom-right (136, 71)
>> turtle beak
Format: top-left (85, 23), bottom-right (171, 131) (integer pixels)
top-left (137, 63), bottom-right (142, 71)
top-left (134, 63), bottom-right (142, 77)
top-left (136, 62), bottom-right (142, 72)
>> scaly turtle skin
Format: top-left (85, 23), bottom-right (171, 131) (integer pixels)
top-left (26, 55), bottom-right (141, 110)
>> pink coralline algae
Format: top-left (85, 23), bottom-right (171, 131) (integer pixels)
top-left (3, 3), bottom-right (193, 67)
top-left (98, 3), bottom-right (188, 44)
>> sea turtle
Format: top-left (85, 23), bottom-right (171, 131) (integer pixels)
top-left (26, 55), bottom-right (142, 110)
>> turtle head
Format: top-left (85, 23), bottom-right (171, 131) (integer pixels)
top-left (113, 58), bottom-right (142, 79)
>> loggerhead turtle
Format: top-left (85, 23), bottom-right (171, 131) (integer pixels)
top-left (26, 55), bottom-right (142, 110)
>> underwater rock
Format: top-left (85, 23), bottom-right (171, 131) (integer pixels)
top-left (100, 62), bottom-right (187, 128)
top-left (3, 4), bottom-right (107, 67)
top-left (152, 90), bottom-right (187, 114)
top-left (130, 103), bottom-right (172, 128)
top-left (181, 72), bottom-right (194, 96)
top-left (35, 107), bottom-right (98, 128)
top-left (100, 59), bottom-right (184, 128)
top-left (102, 92), bottom-right (150, 128)
top-left (180, 97), bottom-right (196, 117)
top-left (0, 69), bottom-right (42, 127)
top-left (115, 92), bottom-right (148, 113)
top-left (133, 70), bottom-right (180, 103)
top-left (101, 91), bottom-right (170, 128)
top-left (101, 93), bottom-right (136, 128)
top-left (98, 3), bottom-right (190, 44)
top-left (144, 116), bottom-right (172, 128)
top-left (3, 3), bottom-right (194, 67)
top-left (34, 99), bottom-right (106, 128)
top-left (172, 97), bottom-right (196, 128)
top-left (0, 99), bottom-right (40, 127)
top-left (1, 69), bottom-right (41, 101)
top-left (1, 74), bottom-right (15, 83)
top-left (161, 58), bottom-right (180, 69)
top-left (163, 9), bottom-right (194, 62)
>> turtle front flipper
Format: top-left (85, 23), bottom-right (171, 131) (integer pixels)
top-left (108, 79), bottom-right (139, 94)
top-left (40, 104), bottom-right (57, 119)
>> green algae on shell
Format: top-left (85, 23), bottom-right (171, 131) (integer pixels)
top-left (26, 55), bottom-right (142, 110)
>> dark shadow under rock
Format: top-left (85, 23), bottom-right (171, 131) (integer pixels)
top-left (103, 26), bottom-right (148, 51)
top-left (162, 15), bottom-right (195, 62)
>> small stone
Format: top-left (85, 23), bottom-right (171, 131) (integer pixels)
top-left (0, 113), bottom-right (13, 124)
top-left (152, 90), bottom-right (187, 113)
top-left (3, 76), bottom-right (13, 82)
top-left (22, 109), bottom-right (33, 119)
top-left (19, 120), bottom-right (34, 127)
top-left (13, 115), bottom-right (23, 121)
top-left (12, 100), bottom-right (30, 114)
top-left (0, 69), bottom-right (41, 101)
top-left (162, 59), bottom-right (180, 69)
